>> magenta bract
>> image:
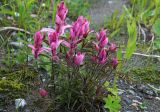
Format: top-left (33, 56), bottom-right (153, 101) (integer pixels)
top-left (111, 58), bottom-right (118, 68)
top-left (74, 52), bottom-right (85, 65)
top-left (55, 1), bottom-right (68, 34)
top-left (38, 88), bottom-right (48, 97)
top-left (28, 32), bottom-right (44, 59)
top-left (109, 43), bottom-right (117, 52)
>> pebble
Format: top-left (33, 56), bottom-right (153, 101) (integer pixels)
top-left (10, 42), bottom-right (23, 48)
top-left (123, 96), bottom-right (132, 105)
top-left (118, 89), bottom-right (125, 95)
top-left (130, 103), bottom-right (139, 110)
top-left (126, 111), bottom-right (134, 112)
top-left (134, 96), bottom-right (142, 101)
top-left (132, 100), bottom-right (142, 105)
top-left (128, 90), bottom-right (136, 96)
top-left (155, 97), bottom-right (160, 101)
top-left (15, 98), bottom-right (27, 109)
top-left (136, 84), bottom-right (156, 96)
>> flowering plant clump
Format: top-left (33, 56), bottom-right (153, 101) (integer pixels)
top-left (28, 1), bottom-right (118, 111)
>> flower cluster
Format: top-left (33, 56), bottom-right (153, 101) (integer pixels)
top-left (63, 16), bottom-right (90, 65)
top-left (92, 29), bottom-right (118, 68)
top-left (28, 1), bottom-right (118, 68)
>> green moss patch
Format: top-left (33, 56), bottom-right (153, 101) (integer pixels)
top-left (128, 67), bottom-right (160, 85)
top-left (0, 66), bottom-right (38, 107)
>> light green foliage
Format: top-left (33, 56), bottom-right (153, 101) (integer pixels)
top-left (153, 19), bottom-right (160, 35)
top-left (125, 19), bottom-right (137, 59)
top-left (104, 95), bottom-right (121, 112)
top-left (117, 48), bottom-right (122, 71)
top-left (152, 19), bottom-right (160, 50)
top-left (0, 0), bottom-right (49, 31)
top-left (103, 81), bottom-right (121, 112)
top-left (104, 11), bottom-right (125, 38)
top-left (139, 102), bottom-right (148, 110)
top-left (64, 0), bottom-right (90, 20)
top-left (0, 80), bottom-right (24, 92)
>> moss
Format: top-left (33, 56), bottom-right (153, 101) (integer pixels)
top-left (0, 79), bottom-right (24, 92)
top-left (0, 66), bottom-right (38, 82)
top-left (0, 66), bottom-right (38, 106)
top-left (128, 67), bottom-right (160, 84)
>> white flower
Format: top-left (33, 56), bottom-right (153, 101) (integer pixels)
top-left (42, 3), bottom-right (46, 7)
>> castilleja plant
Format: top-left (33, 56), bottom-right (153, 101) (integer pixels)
top-left (28, 1), bottom-right (118, 111)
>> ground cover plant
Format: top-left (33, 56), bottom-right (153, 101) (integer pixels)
top-left (27, 1), bottom-right (120, 111)
top-left (0, 0), bottom-right (160, 112)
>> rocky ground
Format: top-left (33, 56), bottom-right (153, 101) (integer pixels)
top-left (1, 73), bottom-right (159, 112)
top-left (117, 79), bottom-right (160, 112)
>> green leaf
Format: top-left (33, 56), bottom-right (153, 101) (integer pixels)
top-left (153, 19), bottom-right (160, 35)
top-left (104, 95), bottom-right (121, 112)
top-left (104, 81), bottom-right (109, 88)
top-left (116, 48), bottom-right (122, 71)
top-left (125, 19), bottom-right (137, 59)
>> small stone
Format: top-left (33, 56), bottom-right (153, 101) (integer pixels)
top-left (132, 100), bottom-right (142, 105)
top-left (130, 103), bottom-right (139, 110)
top-left (134, 96), bottom-right (142, 101)
top-left (126, 111), bottom-right (134, 112)
top-left (128, 90), bottom-right (136, 96)
top-left (10, 42), bottom-right (23, 48)
top-left (144, 95), bottom-right (153, 99)
top-left (123, 96), bottom-right (132, 105)
top-left (155, 97), bottom-right (160, 101)
top-left (15, 98), bottom-right (27, 109)
top-left (42, 79), bottom-right (46, 82)
top-left (118, 89), bottom-right (125, 95)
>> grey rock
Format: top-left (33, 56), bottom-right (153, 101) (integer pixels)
top-left (118, 89), bottom-right (125, 95)
top-left (128, 90), bottom-right (136, 96)
top-left (10, 42), bottom-right (23, 48)
top-left (134, 96), bottom-right (142, 101)
top-left (126, 111), bottom-right (134, 112)
top-left (123, 96), bottom-right (132, 105)
top-left (15, 98), bottom-right (27, 109)
top-left (25, 109), bottom-right (30, 112)
top-left (136, 84), bottom-right (157, 96)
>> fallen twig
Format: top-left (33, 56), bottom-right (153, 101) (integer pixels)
top-left (122, 51), bottom-right (160, 58)
top-left (0, 27), bottom-right (32, 34)
top-left (148, 84), bottom-right (160, 93)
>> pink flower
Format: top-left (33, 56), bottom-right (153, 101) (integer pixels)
top-left (109, 43), bottom-right (117, 52)
top-left (93, 29), bottom-right (108, 50)
top-left (28, 32), bottom-right (44, 59)
top-left (110, 58), bottom-right (118, 68)
top-left (57, 1), bottom-right (68, 21)
top-left (71, 16), bottom-right (90, 39)
top-left (55, 1), bottom-right (69, 34)
top-left (98, 49), bottom-right (107, 64)
top-left (48, 31), bottom-right (63, 61)
top-left (92, 49), bottom-right (107, 64)
top-left (99, 37), bottom-right (108, 48)
top-left (38, 88), bottom-right (48, 97)
top-left (96, 29), bottom-right (107, 41)
top-left (74, 52), bottom-right (85, 65)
